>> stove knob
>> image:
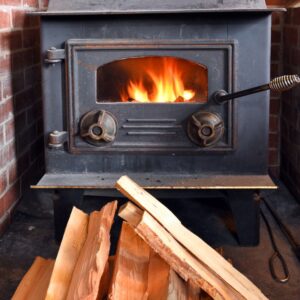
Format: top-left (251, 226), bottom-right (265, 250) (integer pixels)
top-left (187, 111), bottom-right (224, 147)
top-left (80, 110), bottom-right (117, 146)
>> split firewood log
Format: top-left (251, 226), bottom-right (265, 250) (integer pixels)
top-left (108, 222), bottom-right (150, 299)
top-left (45, 207), bottom-right (89, 300)
top-left (12, 257), bottom-right (54, 300)
top-left (116, 176), bottom-right (268, 300)
top-left (66, 201), bottom-right (117, 300)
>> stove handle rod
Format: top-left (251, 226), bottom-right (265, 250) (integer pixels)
top-left (214, 75), bottom-right (300, 104)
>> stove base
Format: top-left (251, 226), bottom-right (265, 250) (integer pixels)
top-left (48, 188), bottom-right (261, 246)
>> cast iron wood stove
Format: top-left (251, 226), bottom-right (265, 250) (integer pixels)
top-left (31, 0), bottom-right (294, 244)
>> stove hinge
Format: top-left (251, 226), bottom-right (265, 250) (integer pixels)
top-left (45, 47), bottom-right (65, 64)
top-left (48, 131), bottom-right (68, 149)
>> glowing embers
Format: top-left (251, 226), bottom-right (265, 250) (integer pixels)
top-left (97, 56), bottom-right (208, 103)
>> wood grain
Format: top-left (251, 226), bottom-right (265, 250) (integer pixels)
top-left (12, 257), bottom-right (54, 300)
top-left (45, 207), bottom-right (89, 300)
top-left (66, 201), bottom-right (117, 300)
top-left (116, 176), bottom-right (268, 300)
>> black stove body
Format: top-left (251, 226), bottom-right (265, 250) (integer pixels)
top-left (32, 0), bottom-right (282, 244)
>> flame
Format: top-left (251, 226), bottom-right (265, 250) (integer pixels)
top-left (121, 58), bottom-right (196, 103)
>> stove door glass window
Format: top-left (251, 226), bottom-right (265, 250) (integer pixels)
top-left (97, 56), bottom-right (208, 103)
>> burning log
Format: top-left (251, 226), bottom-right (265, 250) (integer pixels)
top-left (12, 257), bottom-right (54, 300)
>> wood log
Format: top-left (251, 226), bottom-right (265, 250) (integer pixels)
top-left (98, 256), bottom-right (115, 300)
top-left (45, 207), bottom-right (89, 300)
top-left (147, 250), bottom-right (203, 300)
top-left (66, 201), bottom-right (117, 300)
top-left (12, 257), bottom-right (54, 300)
top-left (116, 176), bottom-right (268, 300)
top-left (119, 202), bottom-right (259, 300)
top-left (147, 251), bottom-right (170, 300)
top-left (108, 222), bottom-right (150, 300)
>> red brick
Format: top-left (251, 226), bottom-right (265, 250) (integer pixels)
top-left (269, 149), bottom-right (279, 165)
top-left (4, 118), bottom-right (14, 143)
top-left (0, 0), bottom-right (21, 5)
top-left (0, 9), bottom-right (11, 29)
top-left (0, 171), bottom-right (7, 196)
top-left (13, 87), bottom-right (35, 113)
top-left (271, 63), bottom-right (279, 77)
top-left (270, 98), bottom-right (281, 114)
top-left (11, 9), bottom-right (25, 29)
top-left (2, 71), bottom-right (25, 99)
top-left (12, 9), bottom-right (40, 29)
top-left (269, 132), bottom-right (279, 149)
top-left (8, 161), bottom-right (17, 185)
top-left (0, 181), bottom-right (20, 219)
top-left (285, 8), bottom-right (294, 25)
top-left (272, 12), bottom-right (281, 25)
top-left (14, 111), bottom-right (27, 133)
top-left (41, 0), bottom-right (49, 8)
top-left (16, 151), bottom-right (30, 174)
top-left (291, 48), bottom-right (300, 65)
top-left (25, 65), bottom-right (41, 88)
top-left (0, 141), bottom-right (15, 170)
top-left (30, 136), bottom-right (44, 162)
top-left (11, 51), bottom-right (24, 72)
top-left (0, 99), bottom-right (13, 124)
top-left (23, 0), bottom-right (39, 8)
top-left (292, 7), bottom-right (300, 25)
top-left (269, 115), bottom-right (279, 133)
top-left (272, 28), bottom-right (281, 43)
top-left (0, 55), bottom-right (11, 74)
top-left (271, 44), bottom-right (281, 61)
top-left (269, 166), bottom-right (280, 178)
top-left (283, 26), bottom-right (298, 47)
top-left (15, 123), bottom-right (37, 155)
top-left (0, 213), bottom-right (11, 237)
top-left (0, 31), bottom-right (22, 53)
top-left (0, 126), bottom-right (4, 145)
top-left (22, 28), bottom-right (40, 48)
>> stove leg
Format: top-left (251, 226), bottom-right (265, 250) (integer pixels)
top-left (226, 190), bottom-right (260, 246)
top-left (53, 189), bottom-right (84, 243)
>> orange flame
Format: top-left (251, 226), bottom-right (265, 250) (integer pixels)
top-left (121, 58), bottom-right (196, 103)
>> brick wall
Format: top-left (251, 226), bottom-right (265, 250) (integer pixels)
top-left (0, 0), bottom-right (47, 235)
top-left (281, 7), bottom-right (300, 200)
top-left (269, 11), bottom-right (285, 177)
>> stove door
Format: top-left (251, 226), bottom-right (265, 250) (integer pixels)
top-left (66, 39), bottom-right (237, 153)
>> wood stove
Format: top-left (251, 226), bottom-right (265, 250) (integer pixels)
top-left (31, 0), bottom-right (288, 244)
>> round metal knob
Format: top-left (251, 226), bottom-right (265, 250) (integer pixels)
top-left (187, 111), bottom-right (224, 147)
top-left (80, 110), bottom-right (117, 146)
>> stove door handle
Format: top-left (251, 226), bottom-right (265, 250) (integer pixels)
top-left (214, 74), bottom-right (300, 104)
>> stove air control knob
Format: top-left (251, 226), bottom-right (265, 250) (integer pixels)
top-left (80, 110), bottom-right (117, 146)
top-left (187, 111), bottom-right (224, 147)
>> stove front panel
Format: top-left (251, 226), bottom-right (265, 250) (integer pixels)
top-left (66, 39), bottom-right (236, 153)
top-left (41, 13), bottom-right (271, 175)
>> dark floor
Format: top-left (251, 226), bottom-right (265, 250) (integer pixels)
top-left (0, 183), bottom-right (300, 300)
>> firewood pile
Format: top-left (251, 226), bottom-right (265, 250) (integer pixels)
top-left (12, 176), bottom-right (268, 300)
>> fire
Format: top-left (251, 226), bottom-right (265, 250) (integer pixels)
top-left (121, 58), bottom-right (196, 103)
